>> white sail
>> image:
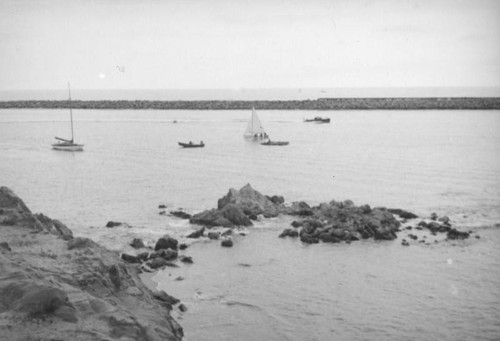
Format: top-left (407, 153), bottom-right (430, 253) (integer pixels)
top-left (243, 108), bottom-right (266, 138)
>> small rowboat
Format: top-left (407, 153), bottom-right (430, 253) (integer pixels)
top-left (178, 141), bottom-right (205, 148)
top-left (261, 140), bottom-right (289, 146)
top-left (304, 117), bottom-right (330, 123)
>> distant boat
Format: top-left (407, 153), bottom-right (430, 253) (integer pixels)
top-left (261, 140), bottom-right (289, 146)
top-left (52, 83), bottom-right (84, 151)
top-left (178, 141), bottom-right (205, 148)
top-left (243, 107), bottom-right (268, 140)
top-left (304, 117), bottom-right (330, 123)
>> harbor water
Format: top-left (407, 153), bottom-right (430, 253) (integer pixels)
top-left (1, 109), bottom-right (499, 340)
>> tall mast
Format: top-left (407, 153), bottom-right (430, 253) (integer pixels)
top-left (252, 107), bottom-right (255, 134)
top-left (68, 82), bottom-right (74, 142)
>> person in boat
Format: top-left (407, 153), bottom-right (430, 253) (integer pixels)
top-left (189, 141), bottom-right (192, 145)
top-left (200, 140), bottom-right (203, 145)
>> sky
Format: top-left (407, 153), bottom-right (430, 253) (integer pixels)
top-left (0, 0), bottom-right (499, 93)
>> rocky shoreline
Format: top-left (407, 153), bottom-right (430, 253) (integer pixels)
top-left (0, 184), bottom-right (475, 340)
top-left (0, 187), bottom-right (183, 341)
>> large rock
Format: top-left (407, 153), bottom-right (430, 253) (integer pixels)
top-left (217, 183), bottom-right (283, 218)
top-left (190, 204), bottom-right (252, 227)
top-left (289, 200), bottom-right (401, 244)
top-left (286, 201), bottom-right (314, 216)
top-left (155, 235), bottom-right (179, 251)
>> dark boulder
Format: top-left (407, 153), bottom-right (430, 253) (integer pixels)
top-left (137, 252), bottom-right (150, 261)
top-left (300, 234), bottom-right (319, 244)
top-left (447, 229), bottom-right (470, 240)
top-left (374, 228), bottom-right (397, 240)
top-left (221, 239), bottom-right (233, 247)
top-left (130, 238), bottom-right (145, 249)
top-left (170, 210), bottom-right (191, 219)
top-left (179, 255), bottom-right (193, 264)
top-left (318, 233), bottom-right (340, 243)
top-left (388, 208), bottom-right (418, 219)
top-left (186, 227), bottom-right (205, 239)
top-left (121, 253), bottom-right (140, 264)
top-left (438, 216), bottom-right (450, 225)
top-left (154, 235), bottom-right (178, 251)
top-left (207, 232), bottom-right (220, 240)
top-left (266, 195), bottom-right (285, 205)
top-left (279, 229), bottom-right (299, 238)
top-left (190, 204), bottom-right (252, 227)
top-left (418, 220), bottom-right (428, 228)
top-left (158, 248), bottom-right (178, 261)
top-left (147, 258), bottom-right (169, 269)
top-left (286, 201), bottom-right (313, 216)
top-left (427, 222), bottom-right (441, 232)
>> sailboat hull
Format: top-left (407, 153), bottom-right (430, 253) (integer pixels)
top-left (52, 143), bottom-right (84, 151)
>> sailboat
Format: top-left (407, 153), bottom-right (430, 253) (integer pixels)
top-left (52, 83), bottom-right (84, 151)
top-left (243, 107), bottom-right (268, 140)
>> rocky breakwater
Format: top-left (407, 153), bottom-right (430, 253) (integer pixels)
top-left (0, 187), bottom-right (183, 341)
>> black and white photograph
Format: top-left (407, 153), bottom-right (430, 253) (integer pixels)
top-left (0, 1), bottom-right (499, 340)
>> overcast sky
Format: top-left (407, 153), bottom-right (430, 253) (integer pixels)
top-left (0, 0), bottom-right (499, 91)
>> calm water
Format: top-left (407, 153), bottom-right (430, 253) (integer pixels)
top-left (1, 109), bottom-right (499, 340)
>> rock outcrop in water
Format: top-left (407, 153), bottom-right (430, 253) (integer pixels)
top-left (0, 186), bottom-right (183, 341)
top-left (288, 201), bottom-right (402, 243)
top-left (189, 184), bottom-right (401, 242)
top-left (188, 184), bottom-right (472, 246)
top-left (190, 184), bottom-right (284, 226)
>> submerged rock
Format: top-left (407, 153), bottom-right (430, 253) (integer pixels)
top-left (170, 210), bottom-right (191, 219)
